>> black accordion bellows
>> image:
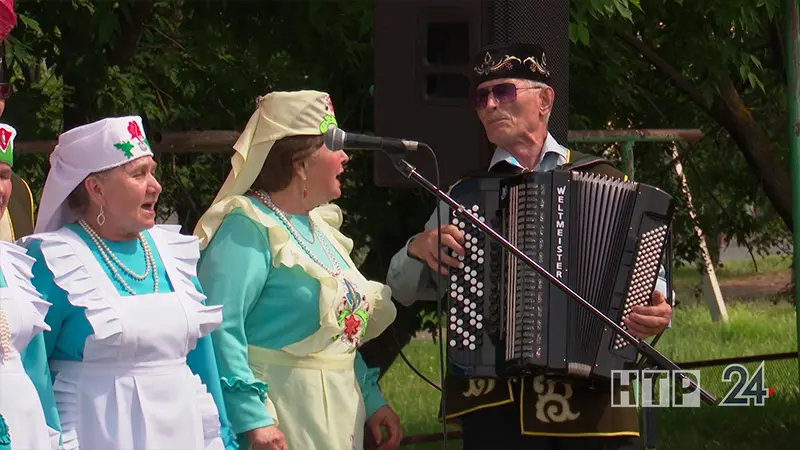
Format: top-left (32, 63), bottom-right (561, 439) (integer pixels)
top-left (445, 169), bottom-right (674, 383)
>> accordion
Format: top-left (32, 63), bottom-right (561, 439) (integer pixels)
top-left (445, 169), bottom-right (674, 382)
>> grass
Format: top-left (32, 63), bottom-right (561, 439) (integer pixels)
top-left (671, 254), bottom-right (792, 301)
top-left (381, 298), bottom-right (799, 450)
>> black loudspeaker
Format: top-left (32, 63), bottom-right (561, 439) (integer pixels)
top-left (372, 0), bottom-right (570, 188)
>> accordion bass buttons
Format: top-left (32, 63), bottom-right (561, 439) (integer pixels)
top-left (447, 204), bottom-right (487, 352)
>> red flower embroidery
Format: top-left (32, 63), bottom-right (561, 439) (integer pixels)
top-left (343, 314), bottom-right (361, 342)
top-left (127, 121), bottom-right (144, 140)
top-left (0, 128), bottom-right (11, 151)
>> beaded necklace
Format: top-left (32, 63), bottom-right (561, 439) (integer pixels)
top-left (0, 306), bottom-right (10, 362)
top-left (78, 219), bottom-right (159, 295)
top-left (252, 190), bottom-right (343, 277)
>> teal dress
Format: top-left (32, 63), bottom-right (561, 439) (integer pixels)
top-left (196, 197), bottom-right (393, 447)
top-left (24, 223), bottom-right (238, 450)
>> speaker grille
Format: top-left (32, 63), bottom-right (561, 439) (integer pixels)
top-left (372, 0), bottom-right (570, 188)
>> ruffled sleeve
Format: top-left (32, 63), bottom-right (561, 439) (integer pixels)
top-left (197, 209), bottom-right (276, 435)
top-left (2, 242), bottom-right (64, 448)
top-left (148, 225), bottom-right (223, 340)
top-left (29, 231), bottom-right (124, 347)
top-left (0, 241), bottom-right (52, 344)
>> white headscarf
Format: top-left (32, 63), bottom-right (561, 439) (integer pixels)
top-left (35, 116), bottom-right (154, 234)
top-left (193, 90), bottom-right (338, 248)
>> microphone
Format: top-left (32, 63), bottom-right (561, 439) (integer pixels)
top-left (324, 127), bottom-right (419, 153)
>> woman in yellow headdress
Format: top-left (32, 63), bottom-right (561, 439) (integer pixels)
top-left (194, 91), bottom-right (403, 450)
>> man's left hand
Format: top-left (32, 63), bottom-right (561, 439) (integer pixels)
top-left (365, 405), bottom-right (403, 450)
top-left (623, 290), bottom-right (672, 338)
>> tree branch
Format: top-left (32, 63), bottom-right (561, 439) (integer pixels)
top-left (616, 31), bottom-right (711, 113)
top-left (108, 0), bottom-right (156, 69)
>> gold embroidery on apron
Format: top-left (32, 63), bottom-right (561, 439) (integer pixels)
top-left (462, 378), bottom-right (496, 397)
top-left (533, 375), bottom-right (580, 423)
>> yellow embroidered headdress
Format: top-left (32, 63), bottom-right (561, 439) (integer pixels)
top-left (193, 90), bottom-right (338, 248)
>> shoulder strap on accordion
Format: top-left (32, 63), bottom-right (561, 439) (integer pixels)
top-left (561, 150), bottom-right (629, 181)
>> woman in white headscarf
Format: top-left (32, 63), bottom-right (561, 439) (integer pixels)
top-left (0, 122), bottom-right (62, 450)
top-left (22, 116), bottom-right (238, 450)
top-left (194, 91), bottom-right (403, 450)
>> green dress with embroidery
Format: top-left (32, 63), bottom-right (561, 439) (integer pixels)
top-left (196, 198), bottom-right (388, 445)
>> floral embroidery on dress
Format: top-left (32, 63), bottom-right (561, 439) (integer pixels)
top-left (334, 278), bottom-right (369, 346)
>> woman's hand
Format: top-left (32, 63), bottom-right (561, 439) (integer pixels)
top-left (245, 425), bottom-right (287, 450)
top-left (365, 405), bottom-right (403, 450)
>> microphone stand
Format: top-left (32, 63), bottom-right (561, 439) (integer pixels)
top-left (387, 152), bottom-right (716, 406)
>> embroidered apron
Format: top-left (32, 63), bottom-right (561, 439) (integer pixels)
top-left (41, 227), bottom-right (224, 450)
top-left (0, 242), bottom-right (59, 450)
top-left (246, 208), bottom-right (391, 450)
top-left (249, 268), bottom-right (379, 450)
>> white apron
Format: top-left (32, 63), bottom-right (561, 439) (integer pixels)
top-left (37, 225), bottom-right (225, 450)
top-left (0, 242), bottom-right (60, 450)
top-left (241, 204), bottom-right (396, 450)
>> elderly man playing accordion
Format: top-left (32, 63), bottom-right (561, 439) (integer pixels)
top-left (387, 42), bottom-right (674, 450)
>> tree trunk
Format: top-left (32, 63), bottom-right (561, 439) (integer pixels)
top-left (617, 32), bottom-right (794, 233)
top-left (708, 79), bottom-right (793, 231)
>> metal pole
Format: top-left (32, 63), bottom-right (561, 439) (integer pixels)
top-left (785, 0), bottom-right (800, 379)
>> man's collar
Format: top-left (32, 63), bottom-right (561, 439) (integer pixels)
top-left (488, 132), bottom-right (568, 171)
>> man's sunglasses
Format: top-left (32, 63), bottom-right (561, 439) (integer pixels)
top-left (472, 83), bottom-right (540, 109)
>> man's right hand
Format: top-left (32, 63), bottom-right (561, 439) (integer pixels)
top-left (245, 425), bottom-right (287, 450)
top-left (407, 224), bottom-right (465, 275)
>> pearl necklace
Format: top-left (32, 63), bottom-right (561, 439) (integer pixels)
top-left (253, 190), bottom-right (343, 277)
top-left (78, 219), bottom-right (159, 295)
top-left (0, 308), bottom-right (10, 362)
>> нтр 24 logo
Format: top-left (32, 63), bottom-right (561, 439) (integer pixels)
top-left (719, 362), bottom-right (776, 406)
